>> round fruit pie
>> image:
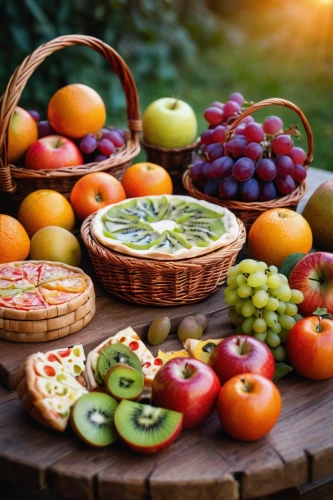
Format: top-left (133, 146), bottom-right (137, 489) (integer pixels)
top-left (91, 195), bottom-right (240, 260)
top-left (0, 261), bottom-right (92, 319)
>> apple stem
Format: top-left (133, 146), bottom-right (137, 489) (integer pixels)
top-left (240, 377), bottom-right (252, 393)
top-left (171, 97), bottom-right (179, 110)
top-left (309, 277), bottom-right (324, 285)
top-left (316, 316), bottom-right (322, 333)
top-left (95, 193), bottom-right (102, 202)
top-left (182, 363), bottom-right (194, 379)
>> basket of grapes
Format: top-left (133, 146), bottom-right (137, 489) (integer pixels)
top-left (0, 34), bottom-right (141, 204)
top-left (183, 97), bottom-right (313, 229)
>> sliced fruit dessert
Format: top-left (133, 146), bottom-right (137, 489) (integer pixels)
top-left (0, 261), bottom-right (92, 316)
top-left (16, 344), bottom-right (87, 431)
top-left (70, 392), bottom-right (118, 447)
top-left (91, 195), bottom-right (240, 260)
top-left (85, 327), bottom-right (163, 390)
top-left (97, 343), bottom-right (143, 383)
top-left (105, 364), bottom-right (144, 401)
top-left (114, 399), bottom-right (183, 454)
top-left (184, 338), bottom-right (223, 364)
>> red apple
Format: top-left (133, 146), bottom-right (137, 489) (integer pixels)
top-left (25, 135), bottom-right (83, 170)
top-left (152, 357), bottom-right (220, 429)
top-left (289, 252), bottom-right (333, 316)
top-left (286, 315), bottom-right (333, 380)
top-left (209, 335), bottom-right (275, 383)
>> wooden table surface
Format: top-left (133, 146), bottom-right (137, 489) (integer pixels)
top-left (1, 167), bottom-right (333, 500)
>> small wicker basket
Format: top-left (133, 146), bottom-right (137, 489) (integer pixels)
top-left (0, 34), bottom-right (142, 206)
top-left (141, 138), bottom-right (200, 194)
top-left (81, 214), bottom-right (246, 306)
top-left (183, 98), bottom-right (314, 229)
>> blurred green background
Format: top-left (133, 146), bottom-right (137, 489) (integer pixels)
top-left (2, 0), bottom-right (333, 170)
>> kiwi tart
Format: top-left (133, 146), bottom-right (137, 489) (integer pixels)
top-left (91, 195), bottom-right (240, 260)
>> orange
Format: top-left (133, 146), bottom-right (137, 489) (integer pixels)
top-left (121, 162), bottom-right (173, 198)
top-left (247, 208), bottom-right (313, 267)
top-left (18, 189), bottom-right (75, 237)
top-left (47, 84), bottom-right (106, 138)
top-left (70, 172), bottom-right (126, 221)
top-left (8, 107), bottom-right (38, 163)
top-left (0, 215), bottom-right (30, 264)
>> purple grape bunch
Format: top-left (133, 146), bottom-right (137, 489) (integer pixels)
top-left (79, 127), bottom-right (126, 162)
top-left (190, 93), bottom-right (307, 202)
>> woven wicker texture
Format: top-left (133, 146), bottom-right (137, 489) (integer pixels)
top-left (183, 98), bottom-right (313, 229)
top-left (0, 34), bottom-right (142, 201)
top-left (81, 214), bottom-right (246, 306)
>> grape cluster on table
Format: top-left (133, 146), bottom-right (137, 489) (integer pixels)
top-left (225, 259), bottom-right (304, 361)
top-left (28, 110), bottom-right (126, 163)
top-left (190, 93), bottom-right (308, 202)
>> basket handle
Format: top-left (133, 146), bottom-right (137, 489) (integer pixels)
top-left (0, 34), bottom-right (142, 193)
top-left (225, 97), bottom-right (314, 167)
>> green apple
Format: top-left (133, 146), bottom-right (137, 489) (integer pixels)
top-left (142, 97), bottom-right (198, 149)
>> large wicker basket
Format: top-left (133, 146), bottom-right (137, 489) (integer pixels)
top-left (0, 34), bottom-right (142, 206)
top-left (183, 98), bottom-right (314, 229)
top-left (81, 214), bottom-right (246, 306)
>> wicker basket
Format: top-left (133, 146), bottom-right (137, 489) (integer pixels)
top-left (81, 214), bottom-right (246, 306)
top-left (141, 138), bottom-right (200, 194)
top-left (183, 98), bottom-right (314, 229)
top-left (0, 34), bottom-right (142, 206)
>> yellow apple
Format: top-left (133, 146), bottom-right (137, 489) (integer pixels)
top-left (142, 97), bottom-right (198, 148)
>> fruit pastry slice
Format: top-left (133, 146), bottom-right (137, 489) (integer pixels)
top-left (16, 353), bottom-right (87, 432)
top-left (12, 289), bottom-right (48, 310)
top-left (45, 344), bottom-right (86, 381)
top-left (184, 338), bottom-right (224, 364)
top-left (85, 327), bottom-right (164, 390)
top-left (0, 265), bottom-right (25, 281)
top-left (21, 262), bottom-right (43, 286)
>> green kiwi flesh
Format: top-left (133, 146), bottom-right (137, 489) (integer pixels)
top-left (70, 392), bottom-right (118, 447)
top-left (97, 343), bottom-right (142, 382)
top-left (114, 400), bottom-right (183, 453)
top-left (105, 363), bottom-right (144, 401)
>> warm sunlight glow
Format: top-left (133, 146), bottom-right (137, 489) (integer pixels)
top-left (320, 0), bottom-right (333, 4)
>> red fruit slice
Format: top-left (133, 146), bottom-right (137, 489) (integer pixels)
top-left (59, 349), bottom-right (71, 358)
top-left (44, 365), bottom-right (56, 377)
top-left (129, 341), bottom-right (139, 351)
top-left (142, 361), bottom-right (151, 369)
top-left (0, 266), bottom-right (24, 281)
top-left (47, 354), bottom-right (58, 362)
top-left (154, 358), bottom-right (163, 366)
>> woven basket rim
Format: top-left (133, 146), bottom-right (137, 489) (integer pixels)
top-left (182, 170), bottom-right (308, 211)
top-left (8, 138), bottom-right (139, 179)
top-left (0, 34), bottom-right (142, 192)
top-left (141, 137), bottom-right (201, 154)
top-left (81, 213), bottom-right (246, 270)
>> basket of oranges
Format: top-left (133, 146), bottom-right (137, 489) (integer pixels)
top-left (0, 34), bottom-right (141, 206)
top-left (183, 97), bottom-right (313, 230)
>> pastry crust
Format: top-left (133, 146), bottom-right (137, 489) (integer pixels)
top-left (91, 195), bottom-right (240, 260)
top-left (0, 261), bottom-right (93, 321)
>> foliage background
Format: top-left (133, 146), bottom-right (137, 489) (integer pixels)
top-left (1, 0), bottom-right (333, 170)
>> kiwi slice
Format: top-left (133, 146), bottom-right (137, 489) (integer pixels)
top-left (105, 363), bottom-right (144, 401)
top-left (114, 400), bottom-right (183, 454)
top-left (97, 343), bottom-right (142, 382)
top-left (99, 196), bottom-right (227, 256)
top-left (70, 392), bottom-right (118, 447)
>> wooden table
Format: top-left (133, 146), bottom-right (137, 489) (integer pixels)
top-left (1, 167), bottom-right (333, 500)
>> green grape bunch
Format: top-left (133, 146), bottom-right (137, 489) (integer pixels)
top-left (224, 259), bottom-right (304, 361)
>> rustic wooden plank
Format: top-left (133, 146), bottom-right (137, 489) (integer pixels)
top-left (0, 399), bottom-right (76, 491)
top-left (0, 383), bottom-right (17, 405)
top-left (0, 287), bottom-right (229, 390)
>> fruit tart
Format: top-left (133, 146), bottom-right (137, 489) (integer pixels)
top-left (91, 195), bottom-right (240, 260)
top-left (16, 344), bottom-right (87, 431)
